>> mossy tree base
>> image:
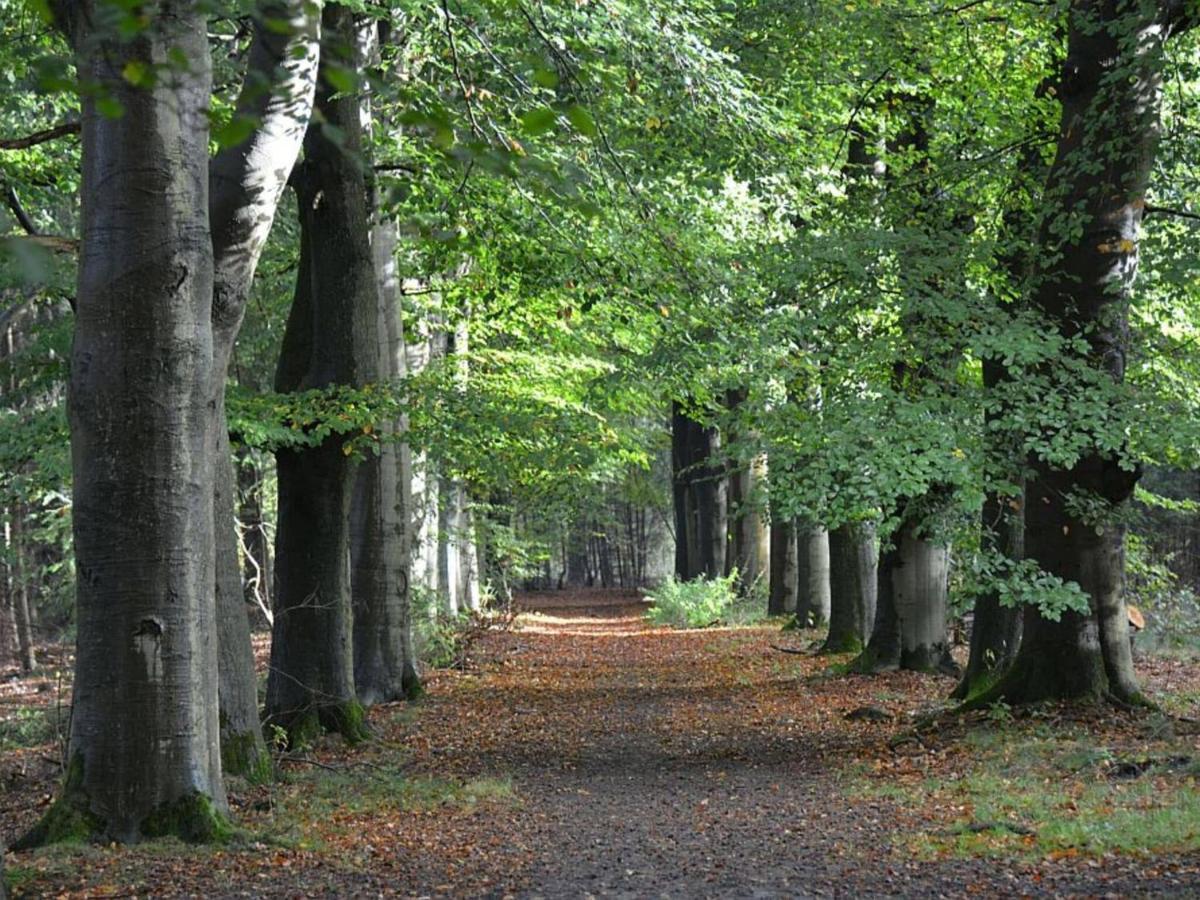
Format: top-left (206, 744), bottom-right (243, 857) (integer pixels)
top-left (14, 756), bottom-right (232, 848)
top-left (402, 664), bottom-right (424, 702)
top-left (269, 700), bottom-right (371, 750)
top-left (819, 633), bottom-right (864, 655)
top-left (851, 643), bottom-right (899, 674)
top-left (221, 729), bottom-right (274, 784)
top-left (140, 793), bottom-right (234, 843)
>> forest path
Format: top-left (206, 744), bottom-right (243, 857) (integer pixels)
top-left (4, 590), bottom-right (1200, 897)
top-left (376, 592), bottom-right (1197, 898)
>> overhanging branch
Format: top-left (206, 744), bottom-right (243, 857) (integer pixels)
top-left (0, 121), bottom-right (80, 151)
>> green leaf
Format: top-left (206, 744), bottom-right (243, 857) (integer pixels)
top-left (520, 107), bottom-right (557, 136)
top-left (565, 104), bottom-right (597, 138)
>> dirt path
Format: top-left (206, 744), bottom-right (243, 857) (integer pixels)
top-left (4, 591), bottom-right (1200, 897)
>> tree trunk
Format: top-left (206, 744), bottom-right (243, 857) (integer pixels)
top-left (23, 0), bottom-right (228, 845)
top-left (350, 143), bottom-right (421, 703)
top-left (768, 517), bottom-right (797, 616)
top-left (857, 513), bottom-right (953, 673)
top-left (796, 525), bottom-right (831, 626)
top-left (236, 451), bottom-right (272, 618)
top-left (893, 525), bottom-right (953, 672)
top-left (975, 0), bottom-right (1186, 706)
top-left (208, 0), bottom-right (319, 777)
top-left (672, 402), bottom-right (727, 579)
top-left (8, 511), bottom-right (35, 672)
top-left (265, 6), bottom-right (376, 744)
top-left (953, 479), bottom-right (1024, 698)
top-left (823, 522), bottom-right (875, 653)
top-left (728, 455), bottom-right (770, 595)
top-left (951, 140), bottom-right (1044, 699)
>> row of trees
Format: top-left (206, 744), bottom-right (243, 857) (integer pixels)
top-left (2, 0), bottom-right (1200, 847)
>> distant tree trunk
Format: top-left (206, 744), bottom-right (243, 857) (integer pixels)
top-left (23, 0), bottom-right (229, 845)
top-left (974, 0), bottom-right (1190, 707)
top-left (768, 518), bottom-right (797, 616)
top-left (236, 451), bottom-right (272, 617)
top-left (796, 525), bottom-right (831, 626)
top-left (672, 402), bottom-right (727, 579)
top-left (728, 455), bottom-right (769, 595)
top-left (208, 0), bottom-right (319, 778)
top-left (823, 522), bottom-right (875, 653)
top-left (349, 18), bottom-right (420, 705)
top-left (858, 533), bottom-right (901, 670)
top-left (8, 512), bottom-right (35, 672)
top-left (266, 6), bottom-right (376, 745)
top-left (953, 356), bottom-right (1026, 699)
top-left (858, 511), bottom-right (953, 673)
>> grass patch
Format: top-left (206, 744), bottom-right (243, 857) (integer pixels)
top-left (259, 763), bottom-right (516, 845)
top-left (0, 705), bottom-right (64, 751)
top-left (851, 722), bottom-right (1200, 861)
top-left (644, 571), bottom-right (767, 629)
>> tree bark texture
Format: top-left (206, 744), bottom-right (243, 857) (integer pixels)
top-left (823, 522), bottom-right (876, 653)
top-left (796, 525), bottom-right (832, 626)
top-left (672, 403), bottom-right (727, 580)
top-left (208, 0), bottom-right (319, 777)
top-left (768, 517), bottom-right (797, 616)
top-left (954, 356), bottom-right (1026, 698)
top-left (350, 151), bottom-right (421, 703)
top-left (266, 6), bottom-right (376, 744)
top-left (727, 454), bottom-right (769, 595)
top-left (980, 0), bottom-right (1184, 706)
top-left (31, 0), bottom-right (228, 844)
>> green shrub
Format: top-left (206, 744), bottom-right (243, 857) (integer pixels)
top-left (644, 571), bottom-right (764, 628)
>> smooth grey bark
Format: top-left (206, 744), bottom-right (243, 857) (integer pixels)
top-left (975, 0), bottom-right (1192, 707)
top-left (796, 525), bottom-right (831, 626)
top-left (893, 526), bottom-right (952, 671)
top-left (823, 522), bottom-right (876, 653)
top-left (672, 402), bottom-right (727, 580)
top-left (265, 6), bottom-right (377, 743)
top-left (350, 76), bottom-right (421, 702)
top-left (6, 512), bottom-right (35, 672)
top-left (25, 0), bottom-right (228, 844)
top-left (728, 455), bottom-right (769, 595)
top-left (952, 141), bottom-right (1044, 699)
top-left (954, 471), bottom-right (1024, 698)
top-left (208, 0), bottom-right (319, 778)
top-left (858, 514), bottom-right (953, 674)
top-left (768, 517), bottom-right (797, 616)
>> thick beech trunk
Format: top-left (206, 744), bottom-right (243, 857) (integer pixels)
top-left (858, 516), bottom-right (953, 673)
top-left (768, 518), bottom-right (797, 616)
top-left (728, 455), bottom-right (769, 595)
top-left (208, 0), bottom-right (319, 777)
top-left (25, 0), bottom-right (228, 845)
top-left (954, 357), bottom-right (1026, 698)
top-left (672, 403), bottom-right (727, 579)
top-left (350, 178), bottom-right (420, 704)
top-left (976, 0), bottom-right (1188, 706)
top-left (796, 525), bottom-right (831, 626)
top-left (266, 7), bottom-right (376, 744)
top-left (823, 523), bottom-right (875, 653)
top-left (213, 433), bottom-right (268, 779)
top-left (954, 481), bottom-right (1024, 698)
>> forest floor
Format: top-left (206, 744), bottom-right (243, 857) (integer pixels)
top-left (3, 589), bottom-right (1200, 898)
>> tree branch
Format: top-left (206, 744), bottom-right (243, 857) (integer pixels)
top-left (3, 184), bottom-right (39, 235)
top-left (0, 121), bottom-right (80, 151)
top-left (1145, 203), bottom-right (1200, 222)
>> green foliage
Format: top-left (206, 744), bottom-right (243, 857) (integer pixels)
top-left (644, 571), bottom-right (764, 629)
top-left (0, 704), bottom-right (62, 751)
